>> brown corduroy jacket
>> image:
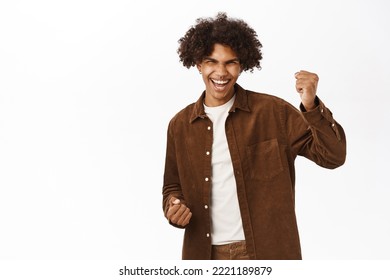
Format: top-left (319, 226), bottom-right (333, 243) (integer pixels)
top-left (162, 84), bottom-right (346, 260)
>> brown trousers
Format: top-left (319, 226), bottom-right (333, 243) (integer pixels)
top-left (211, 241), bottom-right (250, 260)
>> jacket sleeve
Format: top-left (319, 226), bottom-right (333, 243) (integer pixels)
top-left (162, 118), bottom-right (186, 228)
top-left (284, 97), bottom-right (347, 169)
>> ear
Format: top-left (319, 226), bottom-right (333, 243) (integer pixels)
top-left (196, 64), bottom-right (201, 73)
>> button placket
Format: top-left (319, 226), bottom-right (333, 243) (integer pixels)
top-left (205, 122), bottom-right (212, 183)
top-left (203, 120), bottom-right (213, 242)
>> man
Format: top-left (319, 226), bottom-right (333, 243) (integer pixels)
top-left (162, 12), bottom-right (346, 260)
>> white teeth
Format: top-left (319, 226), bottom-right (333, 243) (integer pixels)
top-left (212, 79), bottom-right (229, 85)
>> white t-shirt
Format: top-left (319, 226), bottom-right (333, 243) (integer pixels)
top-left (204, 95), bottom-right (245, 245)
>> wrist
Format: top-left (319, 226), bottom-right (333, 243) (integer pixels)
top-left (302, 96), bottom-right (319, 112)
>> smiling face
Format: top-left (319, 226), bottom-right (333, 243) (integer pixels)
top-left (197, 44), bottom-right (242, 107)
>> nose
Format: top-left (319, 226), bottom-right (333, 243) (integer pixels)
top-left (215, 62), bottom-right (228, 77)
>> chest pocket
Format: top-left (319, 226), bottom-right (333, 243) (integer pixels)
top-left (246, 139), bottom-right (284, 181)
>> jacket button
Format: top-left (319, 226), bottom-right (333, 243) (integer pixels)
top-left (206, 233), bottom-right (210, 238)
top-left (206, 151), bottom-right (210, 156)
top-left (205, 177), bottom-right (209, 182)
top-left (207, 126), bottom-right (211, 130)
top-left (204, 205), bottom-right (208, 209)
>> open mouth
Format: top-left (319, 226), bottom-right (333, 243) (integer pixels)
top-left (211, 79), bottom-right (230, 90)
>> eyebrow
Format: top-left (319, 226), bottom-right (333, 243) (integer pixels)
top-left (203, 57), bottom-right (240, 63)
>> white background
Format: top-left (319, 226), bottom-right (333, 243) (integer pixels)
top-left (0, 0), bottom-right (389, 261)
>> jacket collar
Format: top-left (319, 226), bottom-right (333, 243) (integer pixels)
top-left (189, 84), bottom-right (250, 123)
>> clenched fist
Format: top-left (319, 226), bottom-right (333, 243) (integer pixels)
top-left (166, 197), bottom-right (192, 227)
top-left (295, 70), bottom-right (319, 111)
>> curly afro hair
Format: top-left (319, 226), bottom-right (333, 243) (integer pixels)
top-left (178, 12), bottom-right (263, 72)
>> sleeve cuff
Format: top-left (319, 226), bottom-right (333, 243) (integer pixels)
top-left (300, 97), bottom-right (329, 124)
top-left (300, 96), bottom-right (342, 140)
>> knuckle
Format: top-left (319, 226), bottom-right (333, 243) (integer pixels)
top-left (166, 210), bottom-right (173, 218)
